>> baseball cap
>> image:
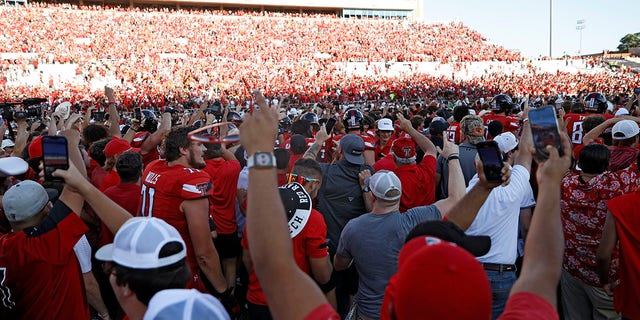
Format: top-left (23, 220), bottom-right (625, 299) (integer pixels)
top-left (614, 108), bottom-right (630, 117)
top-left (428, 117), bottom-right (450, 134)
top-left (290, 134), bottom-right (307, 155)
top-left (278, 182), bottom-right (312, 238)
top-left (104, 137), bottom-right (139, 158)
top-left (365, 170), bottom-right (401, 201)
top-left (28, 136), bottom-right (44, 159)
top-left (1, 139), bottom-right (14, 150)
top-left (404, 221), bottom-right (491, 257)
top-left (340, 134), bottom-right (365, 165)
top-left (3, 180), bottom-right (56, 222)
top-left (460, 115), bottom-right (485, 144)
top-left (377, 118), bottom-right (394, 131)
top-left (389, 237), bottom-right (492, 320)
top-left (0, 157), bottom-right (29, 177)
top-left (493, 132), bottom-right (519, 153)
top-left (130, 131), bottom-right (151, 148)
top-left (392, 136), bottom-right (416, 160)
top-left (612, 120), bottom-right (639, 140)
top-left (144, 289), bottom-right (230, 320)
top-left (95, 217), bottom-right (187, 269)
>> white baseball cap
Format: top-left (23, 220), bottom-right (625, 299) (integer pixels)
top-left (612, 120), bottom-right (640, 140)
top-left (144, 289), bottom-right (230, 320)
top-left (366, 170), bottom-right (402, 201)
top-left (1, 139), bottom-right (14, 150)
top-left (0, 157), bottom-right (28, 176)
top-left (493, 132), bottom-right (519, 153)
top-left (95, 217), bottom-right (186, 269)
top-left (377, 118), bottom-right (394, 131)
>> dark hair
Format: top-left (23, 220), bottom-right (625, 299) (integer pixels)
top-left (82, 124), bottom-right (109, 147)
top-left (290, 134), bottom-right (307, 155)
top-left (292, 158), bottom-right (322, 179)
top-left (291, 120), bottom-right (312, 137)
top-left (274, 148), bottom-right (290, 170)
top-left (578, 144), bottom-right (610, 174)
top-left (234, 145), bottom-right (247, 168)
top-left (571, 102), bottom-right (585, 114)
top-left (89, 137), bottom-right (112, 167)
top-left (116, 151), bottom-right (143, 183)
top-left (114, 241), bottom-right (190, 305)
top-left (204, 143), bottom-right (223, 159)
top-left (410, 115), bottom-right (425, 130)
top-left (582, 115), bottom-right (606, 135)
top-left (142, 118), bottom-right (158, 133)
top-left (164, 126), bottom-right (195, 162)
top-left (487, 121), bottom-right (503, 139)
top-left (452, 105), bottom-right (470, 123)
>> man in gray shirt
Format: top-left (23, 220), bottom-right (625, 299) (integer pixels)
top-left (334, 136), bottom-right (465, 319)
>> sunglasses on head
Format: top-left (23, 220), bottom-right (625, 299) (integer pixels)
top-left (287, 173), bottom-right (319, 184)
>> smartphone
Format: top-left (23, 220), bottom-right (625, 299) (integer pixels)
top-left (93, 111), bottom-right (105, 122)
top-left (42, 136), bottom-right (69, 182)
top-left (528, 106), bottom-right (564, 160)
top-left (325, 117), bottom-right (337, 134)
top-left (134, 107), bottom-right (142, 121)
top-left (476, 141), bottom-right (504, 183)
top-left (634, 88), bottom-right (640, 95)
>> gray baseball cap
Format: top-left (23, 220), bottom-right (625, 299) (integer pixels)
top-left (340, 134), bottom-right (365, 165)
top-left (3, 180), bottom-right (56, 222)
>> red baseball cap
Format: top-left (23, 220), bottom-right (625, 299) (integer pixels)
top-left (104, 137), bottom-right (138, 158)
top-left (130, 131), bottom-right (150, 148)
top-left (28, 136), bottom-right (43, 159)
top-left (392, 136), bottom-right (416, 159)
top-left (382, 237), bottom-right (491, 320)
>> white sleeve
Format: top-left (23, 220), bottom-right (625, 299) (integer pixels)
top-left (73, 235), bottom-right (92, 274)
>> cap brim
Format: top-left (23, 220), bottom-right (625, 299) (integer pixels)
top-left (460, 235), bottom-right (491, 257)
top-left (95, 244), bottom-right (115, 262)
top-left (0, 157), bottom-right (28, 176)
top-left (344, 153), bottom-right (364, 165)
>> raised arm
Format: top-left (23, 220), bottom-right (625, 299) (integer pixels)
top-left (303, 125), bottom-right (329, 160)
top-left (582, 117), bottom-right (621, 146)
top-left (509, 131), bottom-right (571, 308)
top-left (105, 86), bottom-right (121, 138)
top-left (396, 113), bottom-right (436, 157)
top-left (432, 135), bottom-right (465, 215)
top-left (241, 89), bottom-right (331, 319)
top-left (140, 112), bottom-right (171, 154)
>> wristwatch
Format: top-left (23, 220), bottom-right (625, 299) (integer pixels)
top-left (247, 152), bottom-right (276, 169)
top-left (362, 185), bottom-right (371, 193)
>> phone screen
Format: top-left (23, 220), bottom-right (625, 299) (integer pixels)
top-left (325, 118), bottom-right (337, 134)
top-left (42, 136), bottom-right (69, 182)
top-left (93, 111), bottom-right (105, 122)
top-left (476, 141), bottom-right (504, 183)
top-left (134, 108), bottom-right (142, 121)
top-left (528, 106), bottom-right (564, 160)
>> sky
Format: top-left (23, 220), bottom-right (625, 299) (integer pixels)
top-left (421, 0), bottom-right (640, 58)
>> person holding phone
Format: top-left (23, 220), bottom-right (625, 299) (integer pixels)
top-left (464, 121), bottom-right (536, 319)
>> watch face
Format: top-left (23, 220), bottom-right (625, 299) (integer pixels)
top-left (256, 153), bottom-right (271, 166)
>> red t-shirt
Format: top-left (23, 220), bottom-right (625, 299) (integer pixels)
top-left (395, 155), bottom-right (437, 212)
top-left (287, 153), bottom-right (304, 174)
top-left (140, 160), bottom-right (213, 291)
top-left (101, 182), bottom-right (142, 247)
top-left (203, 158), bottom-right (241, 234)
top-left (607, 191), bottom-right (640, 319)
top-left (498, 292), bottom-right (558, 320)
top-left (242, 209), bottom-right (329, 306)
top-left (90, 165), bottom-right (109, 189)
top-left (99, 169), bottom-right (121, 192)
top-left (373, 154), bottom-right (396, 172)
top-left (446, 122), bottom-right (462, 144)
top-left (0, 202), bottom-right (90, 319)
top-left (375, 137), bottom-right (395, 162)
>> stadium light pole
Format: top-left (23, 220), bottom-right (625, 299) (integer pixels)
top-left (576, 19), bottom-right (586, 56)
top-left (549, 0), bottom-right (553, 57)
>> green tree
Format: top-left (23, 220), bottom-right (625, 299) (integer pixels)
top-left (617, 32), bottom-right (640, 52)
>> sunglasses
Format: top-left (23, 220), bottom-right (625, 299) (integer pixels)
top-left (188, 122), bottom-right (240, 144)
top-left (287, 173), bottom-right (319, 184)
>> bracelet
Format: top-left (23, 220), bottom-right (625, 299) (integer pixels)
top-left (447, 155), bottom-right (460, 162)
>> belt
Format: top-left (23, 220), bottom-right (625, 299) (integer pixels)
top-left (482, 263), bottom-right (516, 272)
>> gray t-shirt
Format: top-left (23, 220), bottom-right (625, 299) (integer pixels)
top-left (317, 160), bottom-right (374, 253)
top-left (436, 142), bottom-right (478, 199)
top-left (336, 205), bottom-right (442, 318)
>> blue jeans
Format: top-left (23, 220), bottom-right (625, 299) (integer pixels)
top-left (485, 269), bottom-right (517, 320)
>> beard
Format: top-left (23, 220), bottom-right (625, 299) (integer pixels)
top-left (188, 148), bottom-right (206, 169)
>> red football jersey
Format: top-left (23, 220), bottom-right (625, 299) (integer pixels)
top-left (481, 114), bottom-right (520, 139)
top-left (242, 209), bottom-right (329, 306)
top-left (203, 158), bottom-right (241, 235)
top-left (446, 122), bottom-right (462, 144)
top-left (140, 160), bottom-right (213, 289)
top-left (0, 202), bottom-right (89, 319)
top-left (564, 112), bottom-right (613, 146)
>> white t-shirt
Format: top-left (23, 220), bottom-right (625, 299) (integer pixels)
top-left (466, 165), bottom-right (535, 264)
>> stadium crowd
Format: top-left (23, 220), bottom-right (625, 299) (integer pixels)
top-left (1, 3), bottom-right (640, 320)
